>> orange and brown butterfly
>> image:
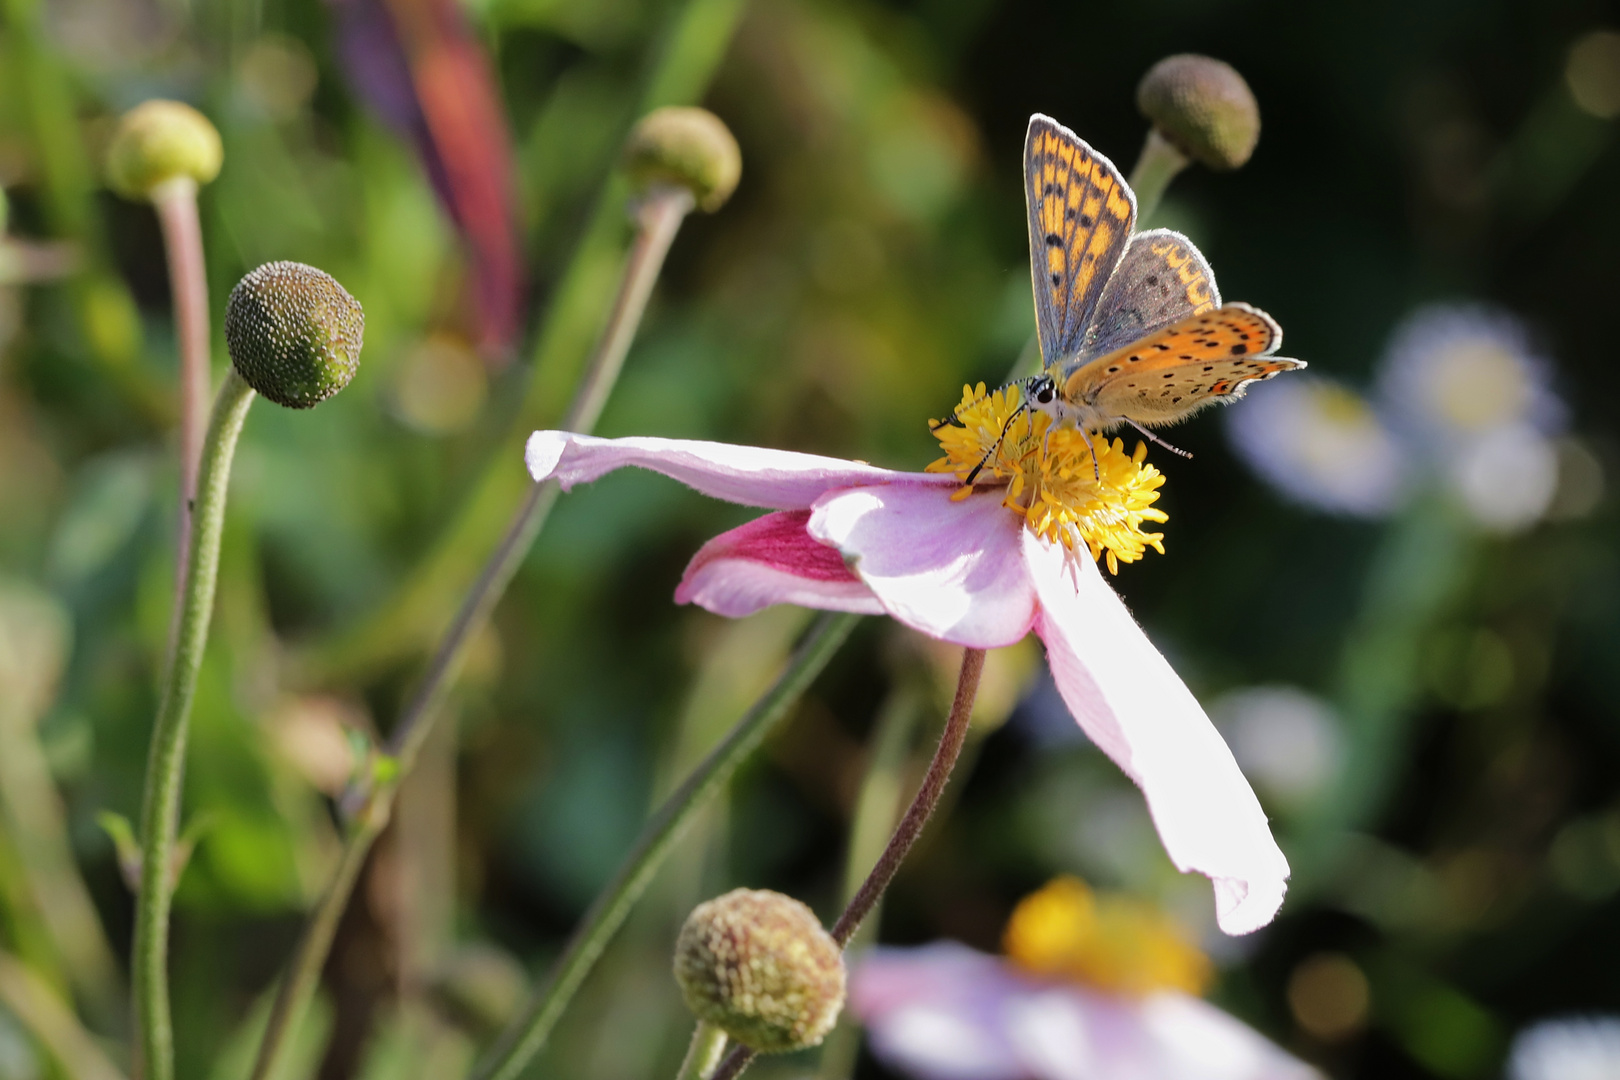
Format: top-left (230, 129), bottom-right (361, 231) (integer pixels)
top-left (1015, 114), bottom-right (1303, 445)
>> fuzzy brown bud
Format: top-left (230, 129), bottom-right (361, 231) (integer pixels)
top-left (624, 107), bottom-right (741, 212)
top-left (673, 888), bottom-right (845, 1053)
top-left (225, 261), bottom-right (364, 409)
top-left (1136, 55), bottom-right (1260, 171)
top-left (106, 100), bottom-right (223, 199)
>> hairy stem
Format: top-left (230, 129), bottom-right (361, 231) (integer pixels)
top-left (470, 613), bottom-right (861, 1080)
top-left (713, 647), bottom-right (986, 1080)
top-left (247, 188), bottom-right (694, 1080)
top-left (133, 367), bottom-right (255, 1080)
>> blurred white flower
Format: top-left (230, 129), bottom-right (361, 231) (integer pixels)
top-left (1209, 686), bottom-right (1341, 811)
top-left (1507, 1016), bottom-right (1620, 1080)
top-left (1374, 304), bottom-right (1565, 532)
top-left (1377, 304), bottom-right (1563, 445)
top-left (1225, 376), bottom-right (1406, 517)
top-left (1446, 423), bottom-right (1560, 533)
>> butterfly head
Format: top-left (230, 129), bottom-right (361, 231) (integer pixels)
top-left (1021, 373), bottom-right (1062, 420)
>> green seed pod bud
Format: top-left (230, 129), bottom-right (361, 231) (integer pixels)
top-left (225, 261), bottom-right (364, 409)
top-left (673, 888), bottom-right (845, 1053)
top-left (1136, 55), bottom-right (1260, 171)
top-left (106, 100), bottom-right (224, 199)
top-left (623, 106), bottom-right (741, 212)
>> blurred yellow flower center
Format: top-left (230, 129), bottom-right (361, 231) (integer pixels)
top-left (1425, 340), bottom-right (1531, 431)
top-left (927, 383), bottom-right (1168, 574)
top-left (1002, 876), bottom-right (1211, 997)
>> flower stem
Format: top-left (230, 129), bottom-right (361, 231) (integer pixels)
top-left (712, 647), bottom-right (986, 1080)
top-left (674, 1021), bottom-right (729, 1080)
top-left (151, 176), bottom-right (211, 615)
top-left (245, 187), bottom-right (694, 1080)
top-left (469, 613), bottom-right (861, 1080)
top-left (133, 367), bottom-right (255, 1080)
top-left (1126, 128), bottom-right (1190, 227)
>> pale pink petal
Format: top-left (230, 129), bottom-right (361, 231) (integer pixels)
top-left (855, 946), bottom-right (1321, 1080)
top-left (525, 430), bottom-right (951, 510)
top-left (850, 944), bottom-right (1030, 1080)
top-left (1025, 534), bottom-right (1290, 935)
top-left (1138, 994), bottom-right (1321, 1079)
top-left (674, 510), bottom-right (886, 617)
top-left (807, 485), bottom-right (1038, 648)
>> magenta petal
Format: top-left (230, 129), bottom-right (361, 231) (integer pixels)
top-left (525, 431), bottom-right (950, 510)
top-left (1025, 534), bottom-right (1290, 936)
top-left (807, 485), bottom-right (1037, 648)
top-left (675, 510), bottom-right (886, 618)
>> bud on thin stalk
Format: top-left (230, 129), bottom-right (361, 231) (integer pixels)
top-left (134, 262), bottom-right (360, 1080)
top-left (675, 889), bottom-right (846, 1054)
top-left (107, 100), bottom-right (224, 660)
top-left (1131, 54), bottom-right (1261, 222)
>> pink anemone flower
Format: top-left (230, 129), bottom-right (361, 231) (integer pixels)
top-left (525, 384), bottom-right (1290, 935)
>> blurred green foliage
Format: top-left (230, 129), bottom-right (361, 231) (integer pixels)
top-left (0, 0), bottom-right (1618, 1078)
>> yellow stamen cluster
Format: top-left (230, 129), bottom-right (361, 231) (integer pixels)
top-left (927, 383), bottom-right (1169, 573)
top-left (1002, 876), bottom-right (1211, 997)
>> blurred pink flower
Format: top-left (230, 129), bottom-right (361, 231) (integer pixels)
top-left (332, 0), bottom-right (523, 359)
top-left (850, 942), bottom-right (1318, 1080)
top-left (525, 428), bottom-right (1290, 935)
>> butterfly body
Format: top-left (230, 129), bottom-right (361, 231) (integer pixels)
top-left (1017, 114), bottom-right (1303, 437)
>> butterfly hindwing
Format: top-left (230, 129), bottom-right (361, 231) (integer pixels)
top-left (1064, 302), bottom-right (1304, 425)
top-left (1025, 115), bottom-right (1136, 365)
top-left (1076, 229), bottom-right (1221, 362)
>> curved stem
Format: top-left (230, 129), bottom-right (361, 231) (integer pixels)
top-left (469, 613), bottom-right (861, 1080)
top-left (133, 367), bottom-right (255, 1080)
top-left (247, 190), bottom-right (694, 1080)
top-left (713, 647), bottom-right (986, 1080)
top-left (152, 177), bottom-right (211, 626)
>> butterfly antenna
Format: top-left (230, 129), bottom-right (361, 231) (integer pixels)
top-left (964, 402), bottom-right (1027, 486)
top-left (1125, 419), bottom-right (1193, 459)
top-left (930, 383), bottom-right (999, 432)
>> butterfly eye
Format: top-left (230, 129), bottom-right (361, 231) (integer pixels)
top-left (1035, 384), bottom-right (1055, 405)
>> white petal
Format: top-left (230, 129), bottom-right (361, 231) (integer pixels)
top-left (525, 430), bottom-right (950, 510)
top-left (808, 485), bottom-right (1038, 648)
top-left (1025, 533), bottom-right (1290, 935)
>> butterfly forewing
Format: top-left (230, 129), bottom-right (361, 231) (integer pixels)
top-left (1064, 302), bottom-right (1304, 425)
top-left (1077, 229), bottom-right (1221, 362)
top-left (1025, 115), bottom-right (1136, 365)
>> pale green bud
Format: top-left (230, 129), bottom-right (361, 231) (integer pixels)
top-left (624, 107), bottom-right (741, 212)
top-left (674, 889), bottom-right (845, 1053)
top-left (106, 100), bottom-right (224, 199)
top-left (225, 261), bottom-right (364, 409)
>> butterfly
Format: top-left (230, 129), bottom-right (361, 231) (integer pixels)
top-left (951, 114), bottom-right (1304, 478)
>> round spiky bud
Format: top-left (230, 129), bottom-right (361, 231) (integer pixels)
top-left (225, 261), bottom-right (364, 409)
top-left (1136, 55), bottom-right (1260, 171)
top-left (106, 100), bottom-right (224, 199)
top-left (623, 107), bottom-right (741, 212)
top-left (673, 889), bottom-right (845, 1053)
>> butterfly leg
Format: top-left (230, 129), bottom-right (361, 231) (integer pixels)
top-left (965, 403), bottom-right (1028, 485)
top-left (1124, 419), bottom-right (1193, 459)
